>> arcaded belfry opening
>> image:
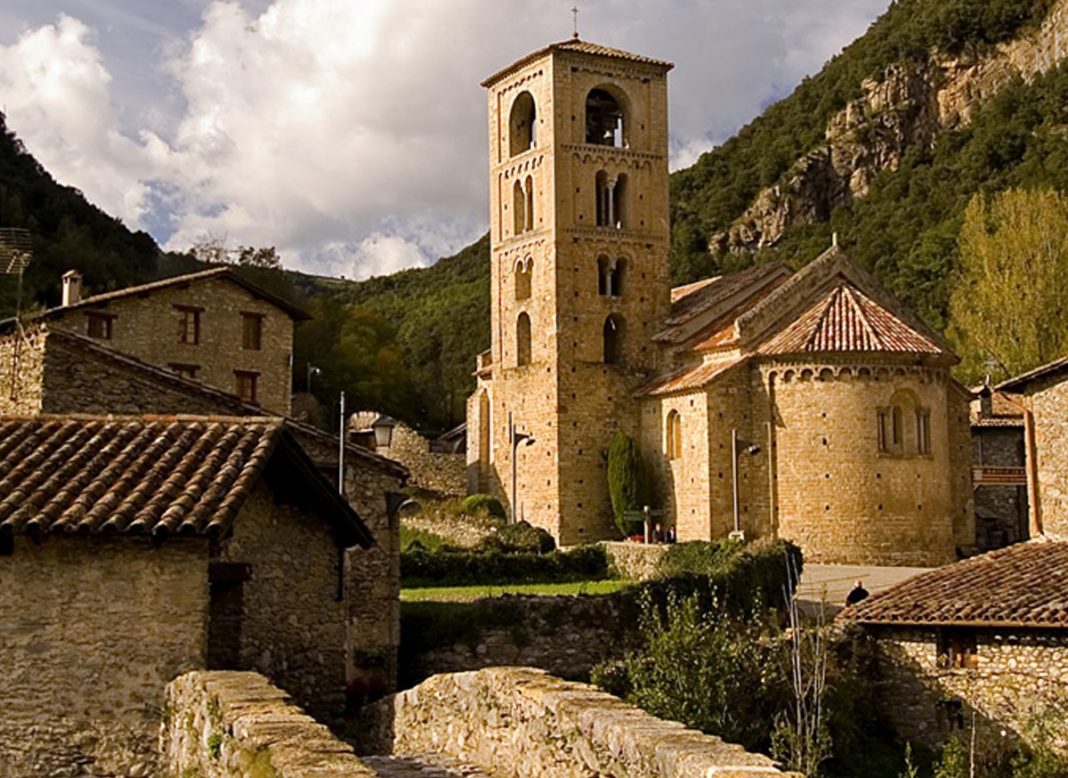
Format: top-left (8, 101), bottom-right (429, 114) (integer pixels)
top-left (515, 257), bottom-right (532, 301)
top-left (509, 91), bottom-right (537, 157)
top-left (516, 312), bottom-right (532, 367)
top-left (603, 314), bottom-right (625, 364)
top-left (585, 87), bottom-right (627, 147)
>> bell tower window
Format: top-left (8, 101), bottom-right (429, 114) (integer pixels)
top-left (585, 88), bottom-right (626, 147)
top-left (595, 172), bottom-right (627, 229)
top-left (515, 257), bottom-right (532, 301)
top-left (597, 256), bottom-right (626, 297)
top-left (525, 175), bottom-right (535, 232)
top-left (513, 180), bottom-right (525, 236)
top-left (509, 91), bottom-right (536, 157)
top-left (603, 314), bottom-right (625, 364)
top-left (517, 312), bottom-right (532, 367)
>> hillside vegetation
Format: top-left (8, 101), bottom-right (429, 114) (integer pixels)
top-left (2, 0), bottom-right (1065, 431)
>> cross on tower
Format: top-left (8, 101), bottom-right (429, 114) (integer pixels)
top-left (571, 5), bottom-right (580, 39)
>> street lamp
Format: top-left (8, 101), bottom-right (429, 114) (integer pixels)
top-left (372, 415), bottom-right (397, 449)
top-left (731, 428), bottom-right (761, 540)
top-left (307, 364), bottom-right (322, 393)
top-left (509, 412), bottom-right (535, 524)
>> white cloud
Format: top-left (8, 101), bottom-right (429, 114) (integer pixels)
top-left (0, 0), bottom-right (891, 277)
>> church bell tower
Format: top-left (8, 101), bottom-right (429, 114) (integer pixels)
top-left (469, 38), bottom-right (673, 544)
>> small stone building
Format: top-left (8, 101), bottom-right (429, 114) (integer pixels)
top-left (20, 266), bottom-right (309, 414)
top-left (350, 412), bottom-right (466, 497)
top-left (0, 324), bottom-right (408, 698)
top-left (466, 38), bottom-right (973, 564)
top-left (998, 358), bottom-right (1068, 540)
top-left (0, 415), bottom-right (375, 777)
top-left (970, 385), bottom-right (1029, 552)
top-left (841, 540), bottom-right (1068, 755)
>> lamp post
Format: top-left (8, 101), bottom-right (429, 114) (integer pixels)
top-left (509, 412), bottom-right (535, 525)
top-left (731, 428), bottom-right (761, 540)
top-left (372, 415), bottom-right (397, 450)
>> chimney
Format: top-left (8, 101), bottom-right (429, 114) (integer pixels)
top-left (61, 270), bottom-right (82, 306)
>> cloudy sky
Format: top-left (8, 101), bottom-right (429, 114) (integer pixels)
top-left (0, 0), bottom-right (890, 279)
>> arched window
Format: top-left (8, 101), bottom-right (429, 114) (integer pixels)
top-left (610, 257), bottom-right (626, 296)
top-left (878, 389), bottom-right (925, 456)
top-left (597, 255), bottom-right (610, 296)
top-left (525, 175), bottom-right (534, 232)
top-left (585, 88), bottom-right (626, 147)
top-left (603, 314), bottom-right (625, 364)
top-left (516, 312), bottom-right (532, 367)
top-left (666, 410), bottom-right (682, 460)
top-left (509, 91), bottom-right (536, 157)
top-left (515, 257), bottom-right (532, 301)
top-left (479, 390), bottom-right (491, 468)
top-left (513, 180), bottom-right (525, 236)
top-left (595, 171), bottom-right (627, 229)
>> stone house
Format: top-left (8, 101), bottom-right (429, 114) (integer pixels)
top-left (466, 39), bottom-right (973, 564)
top-left (970, 385), bottom-right (1029, 552)
top-left (16, 266), bottom-right (309, 415)
top-left (0, 414), bottom-right (376, 778)
top-left (841, 540), bottom-right (1068, 755)
top-left (350, 412), bottom-right (466, 497)
top-left (0, 323), bottom-right (407, 697)
top-left (998, 358), bottom-right (1068, 540)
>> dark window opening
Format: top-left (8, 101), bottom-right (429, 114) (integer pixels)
top-left (516, 312), bottom-right (532, 367)
top-left (595, 172), bottom-right (628, 229)
top-left (235, 370), bottom-right (259, 404)
top-left (917, 409), bottom-right (931, 455)
top-left (509, 91), bottom-right (536, 157)
top-left (207, 577), bottom-right (244, 669)
top-left (513, 180), bottom-right (525, 236)
top-left (585, 88), bottom-right (625, 146)
top-left (938, 630), bottom-right (978, 670)
top-left (515, 258), bottom-right (532, 301)
top-left (603, 314), bottom-right (625, 364)
top-left (176, 305), bottom-right (203, 345)
top-left (86, 312), bottom-right (115, 340)
top-left (241, 312), bottom-right (264, 350)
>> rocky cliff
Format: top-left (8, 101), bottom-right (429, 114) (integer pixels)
top-left (711, 0), bottom-right (1068, 255)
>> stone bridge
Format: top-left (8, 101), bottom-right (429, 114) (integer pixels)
top-left (163, 669), bottom-right (800, 777)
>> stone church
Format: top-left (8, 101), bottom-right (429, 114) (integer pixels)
top-left (466, 38), bottom-right (973, 566)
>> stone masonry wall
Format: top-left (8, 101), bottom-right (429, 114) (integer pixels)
top-left (48, 275), bottom-right (295, 414)
top-left (376, 421), bottom-right (466, 496)
top-left (1027, 378), bottom-right (1068, 540)
top-left (217, 483), bottom-right (348, 721)
top-left (601, 540), bottom-right (669, 580)
top-left (162, 671), bottom-right (375, 778)
top-left (357, 667), bottom-right (800, 777)
top-left (0, 536), bottom-right (208, 778)
top-left (872, 627), bottom-right (1068, 756)
top-left (0, 325), bottom-right (45, 415)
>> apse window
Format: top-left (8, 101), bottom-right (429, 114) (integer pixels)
top-left (917, 408), bottom-right (931, 455)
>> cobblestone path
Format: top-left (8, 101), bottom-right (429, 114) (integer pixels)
top-left (361, 754), bottom-right (493, 777)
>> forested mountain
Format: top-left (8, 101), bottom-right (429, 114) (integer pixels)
top-left (3, 0), bottom-right (1067, 432)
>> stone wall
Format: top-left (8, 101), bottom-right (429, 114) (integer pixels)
top-left (162, 671), bottom-right (375, 778)
top-left (217, 482), bottom-right (348, 720)
top-left (871, 626), bottom-right (1068, 755)
top-left (0, 325), bottom-right (45, 415)
top-left (0, 536), bottom-right (208, 777)
top-left (1026, 378), bottom-right (1068, 540)
top-left (375, 420), bottom-right (466, 496)
top-left (357, 667), bottom-right (800, 777)
top-left (602, 540), bottom-right (669, 580)
top-left (402, 594), bottom-right (631, 686)
top-left (47, 274), bottom-right (296, 414)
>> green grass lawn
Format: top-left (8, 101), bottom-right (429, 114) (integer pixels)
top-left (401, 579), bottom-right (632, 602)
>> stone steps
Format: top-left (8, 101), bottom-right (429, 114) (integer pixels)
top-left (361, 754), bottom-right (493, 777)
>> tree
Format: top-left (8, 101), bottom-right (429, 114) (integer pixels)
top-left (950, 188), bottom-right (1068, 382)
top-left (606, 431), bottom-right (650, 537)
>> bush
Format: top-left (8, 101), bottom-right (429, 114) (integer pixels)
top-left (478, 521), bottom-right (556, 554)
top-left (459, 493), bottom-right (506, 520)
top-left (402, 543), bottom-right (609, 586)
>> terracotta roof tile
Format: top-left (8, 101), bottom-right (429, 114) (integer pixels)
top-left (759, 283), bottom-right (943, 356)
top-left (0, 415), bottom-right (373, 547)
top-left (482, 38), bottom-right (672, 87)
top-left (841, 540), bottom-right (1068, 628)
top-left (637, 358), bottom-right (744, 398)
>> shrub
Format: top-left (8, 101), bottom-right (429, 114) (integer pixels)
top-left (606, 432), bottom-right (650, 537)
top-left (478, 521), bottom-right (555, 554)
top-left (402, 543), bottom-right (609, 586)
top-left (459, 493), bottom-right (506, 520)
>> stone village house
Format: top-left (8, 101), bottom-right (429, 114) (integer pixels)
top-left (0, 415), bottom-right (377, 777)
top-left (466, 39), bottom-right (973, 565)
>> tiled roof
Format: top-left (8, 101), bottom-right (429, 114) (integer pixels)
top-left (0, 415), bottom-right (373, 546)
top-left (841, 540), bottom-right (1068, 628)
top-left (998, 355), bottom-right (1068, 393)
top-left (482, 38), bottom-right (672, 87)
top-left (758, 283), bottom-right (943, 356)
top-left (40, 328), bottom-right (408, 478)
top-left (24, 267), bottom-right (310, 322)
top-left (664, 263), bottom-right (789, 330)
top-left (637, 358), bottom-right (744, 398)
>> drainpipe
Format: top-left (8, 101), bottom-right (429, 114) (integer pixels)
top-left (994, 389), bottom-right (1041, 538)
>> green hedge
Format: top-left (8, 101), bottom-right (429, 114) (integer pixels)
top-left (402, 544), bottom-right (609, 587)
